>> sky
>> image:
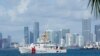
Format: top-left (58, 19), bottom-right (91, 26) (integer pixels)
top-left (0, 0), bottom-right (100, 42)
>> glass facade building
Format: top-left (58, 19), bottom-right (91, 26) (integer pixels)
top-left (7, 35), bottom-right (11, 48)
top-left (95, 25), bottom-right (100, 42)
top-left (24, 27), bottom-right (29, 44)
top-left (30, 32), bottom-right (34, 43)
top-left (0, 32), bottom-right (2, 48)
top-left (82, 19), bottom-right (92, 44)
top-left (53, 31), bottom-right (61, 45)
top-left (33, 22), bottom-right (39, 43)
top-left (62, 29), bottom-right (70, 43)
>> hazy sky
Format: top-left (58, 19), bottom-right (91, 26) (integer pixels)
top-left (0, 0), bottom-right (100, 42)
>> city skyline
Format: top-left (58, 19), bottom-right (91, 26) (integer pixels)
top-left (0, 0), bottom-right (100, 42)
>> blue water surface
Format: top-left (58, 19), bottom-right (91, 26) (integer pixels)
top-left (0, 49), bottom-right (100, 56)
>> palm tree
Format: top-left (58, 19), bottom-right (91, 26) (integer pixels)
top-left (88, 0), bottom-right (100, 17)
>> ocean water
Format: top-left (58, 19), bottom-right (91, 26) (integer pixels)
top-left (67, 49), bottom-right (100, 56)
top-left (0, 49), bottom-right (100, 56)
top-left (0, 49), bottom-right (66, 56)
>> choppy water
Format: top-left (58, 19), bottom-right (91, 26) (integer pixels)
top-left (0, 48), bottom-right (100, 56)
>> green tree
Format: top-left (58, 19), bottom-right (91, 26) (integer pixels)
top-left (88, 0), bottom-right (100, 17)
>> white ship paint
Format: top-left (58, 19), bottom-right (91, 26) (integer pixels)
top-left (19, 43), bottom-right (67, 54)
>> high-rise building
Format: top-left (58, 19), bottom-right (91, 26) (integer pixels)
top-left (95, 25), bottom-right (100, 42)
top-left (2, 35), bottom-right (11, 48)
top-left (61, 29), bottom-right (70, 43)
top-left (60, 38), bottom-right (65, 47)
top-left (2, 38), bottom-right (8, 48)
top-left (0, 32), bottom-right (2, 48)
top-left (76, 34), bottom-right (84, 47)
top-left (7, 35), bottom-right (11, 48)
top-left (45, 30), bottom-right (61, 44)
top-left (92, 33), bottom-right (96, 42)
top-left (24, 27), bottom-right (29, 44)
top-left (66, 33), bottom-right (73, 47)
top-left (53, 31), bottom-right (62, 45)
top-left (0, 32), bottom-right (2, 39)
top-left (82, 18), bottom-right (92, 44)
top-left (33, 22), bottom-right (39, 43)
top-left (29, 32), bottom-right (34, 44)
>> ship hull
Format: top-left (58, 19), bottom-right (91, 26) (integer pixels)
top-left (19, 47), bottom-right (31, 53)
top-left (19, 47), bottom-right (66, 54)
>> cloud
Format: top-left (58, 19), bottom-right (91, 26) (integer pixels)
top-left (0, 5), bottom-right (7, 16)
top-left (8, 10), bottom-right (17, 21)
top-left (6, 0), bottom-right (31, 22)
top-left (82, 10), bottom-right (92, 19)
top-left (71, 10), bottom-right (91, 19)
top-left (17, 0), bottom-right (30, 14)
top-left (56, 0), bottom-right (66, 6)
